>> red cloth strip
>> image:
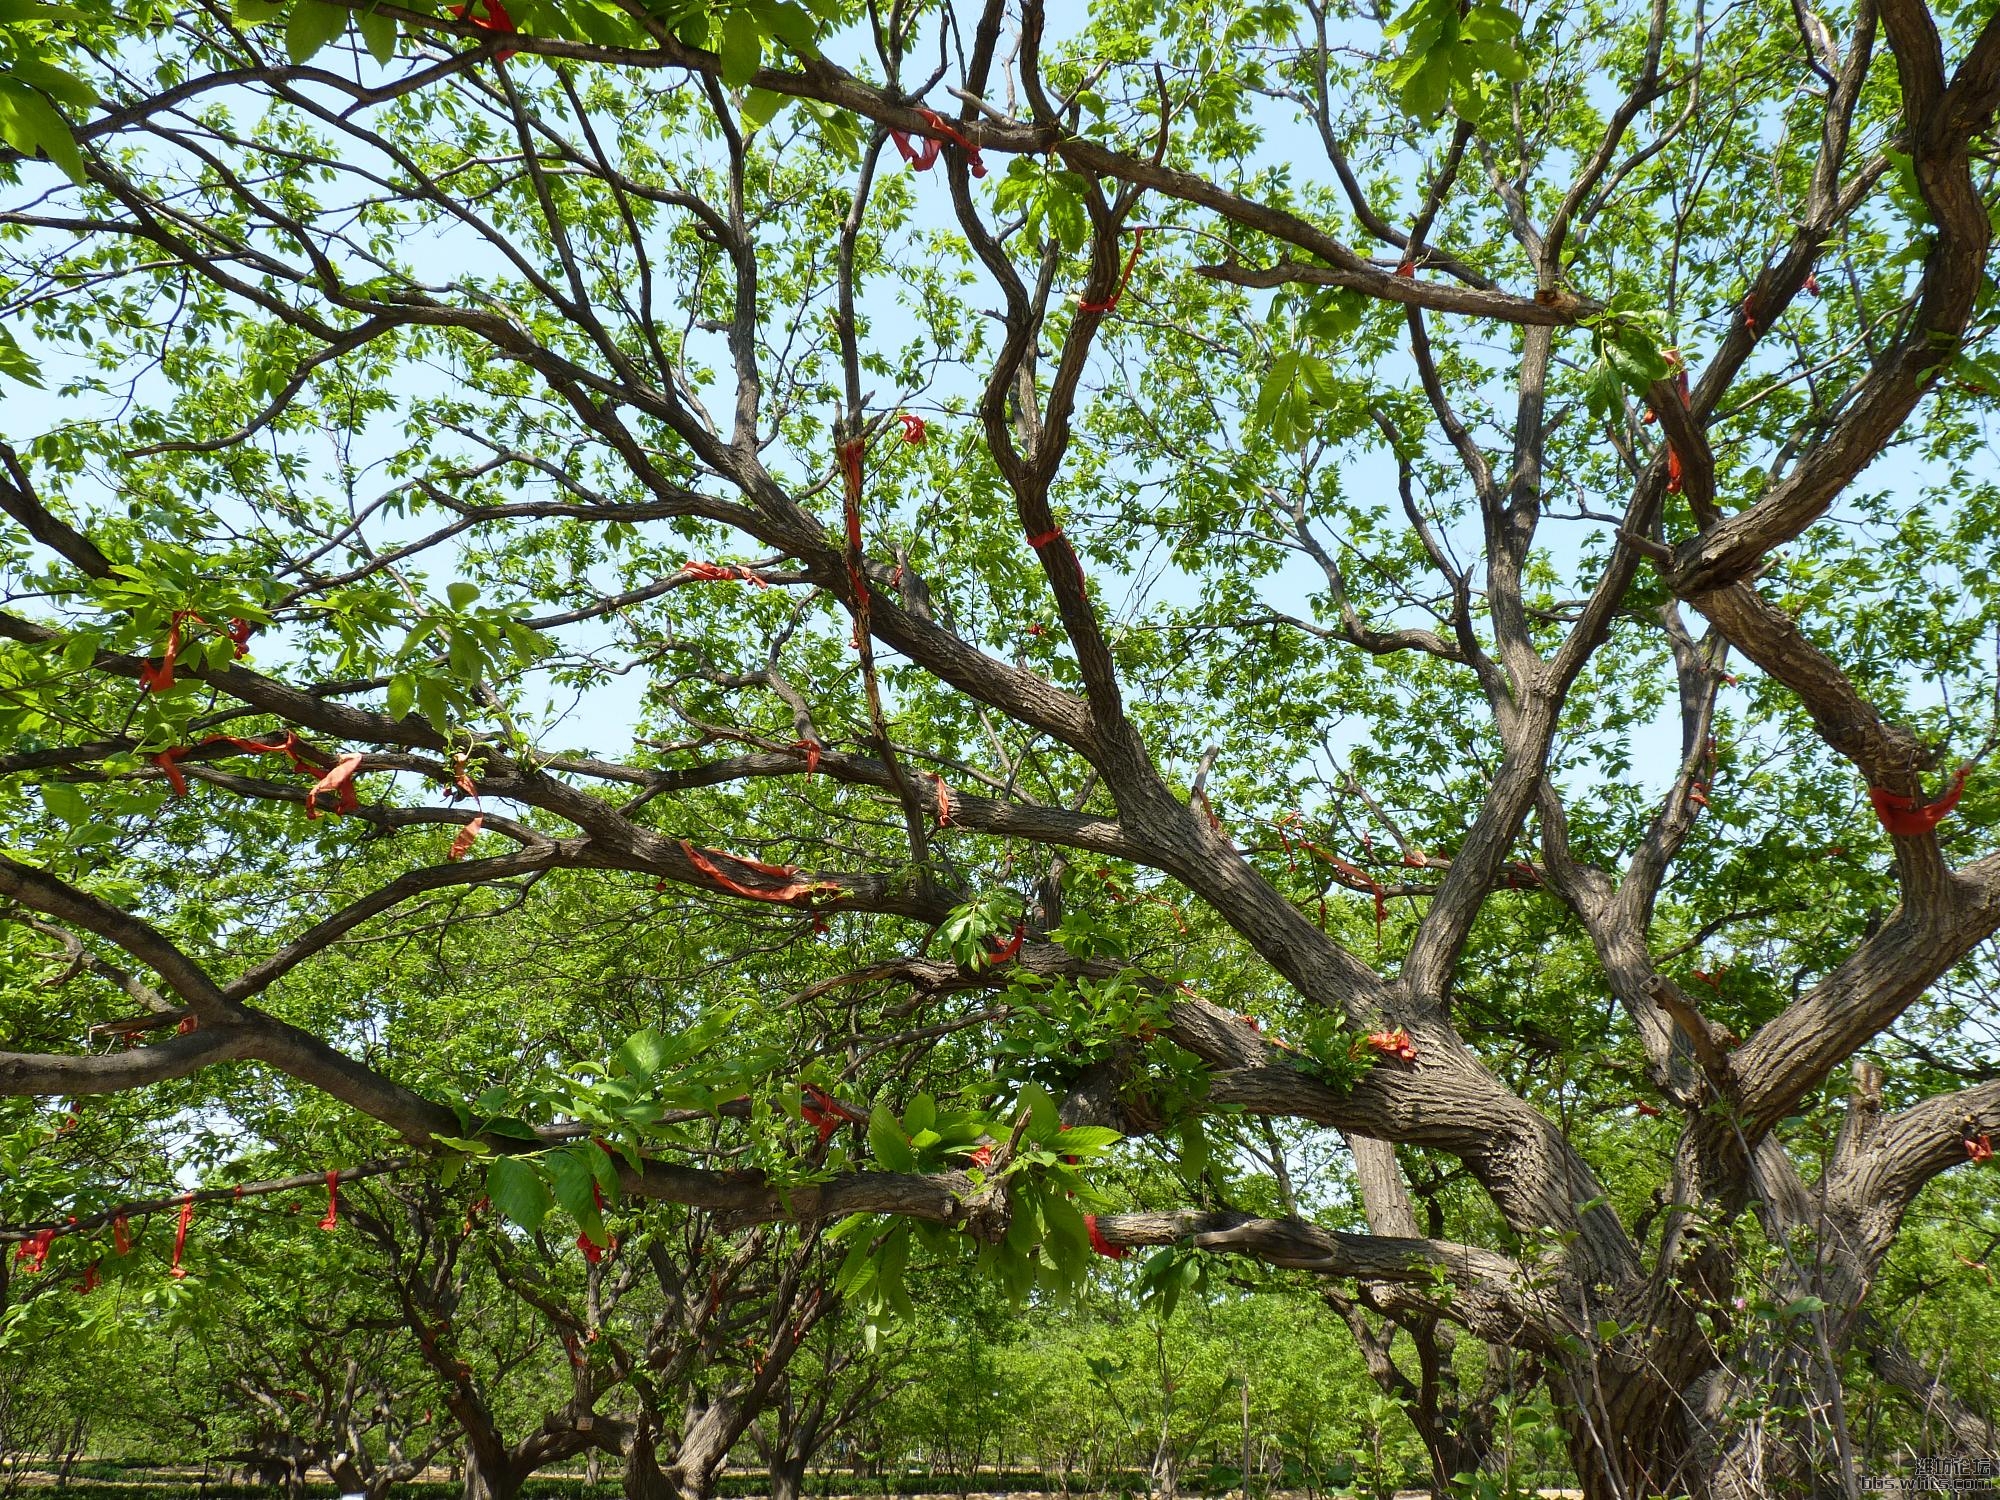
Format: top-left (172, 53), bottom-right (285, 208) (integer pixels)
top-left (987, 924), bottom-right (1026, 964)
top-left (898, 412), bottom-right (927, 444)
top-left (449, 0), bottom-right (516, 59)
top-left (1393, 260), bottom-right (1416, 278)
top-left (226, 618), bottom-right (254, 658)
top-left (15, 1228), bottom-right (53, 1273)
top-left (318, 1171), bottom-right (340, 1232)
top-left (679, 839), bottom-right (829, 905)
top-left (682, 560), bottom-right (770, 588)
top-left (305, 753), bottom-right (364, 819)
top-left (1362, 1028), bottom-right (1418, 1063)
top-left (113, 1215), bottom-right (130, 1256)
top-left (75, 1263), bottom-right (100, 1294)
top-left (447, 815), bottom-right (485, 863)
top-left (1968, 1133), bottom-right (1993, 1164)
top-left (1077, 229), bottom-right (1146, 315)
top-left (170, 1193), bottom-right (193, 1279)
top-left (791, 738), bottom-right (822, 777)
top-left (800, 1084), bottom-right (848, 1145)
top-left (1083, 1214), bottom-right (1127, 1260)
top-left (890, 109), bottom-right (987, 177)
top-left (137, 611), bottom-right (201, 693)
top-left (929, 771), bottom-right (954, 827)
top-left (153, 748), bottom-right (191, 797)
top-left (577, 1183), bottom-right (616, 1262)
top-left (1870, 765), bottom-right (1970, 837)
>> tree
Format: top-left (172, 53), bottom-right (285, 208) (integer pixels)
top-left (3, 0), bottom-right (1999, 1494)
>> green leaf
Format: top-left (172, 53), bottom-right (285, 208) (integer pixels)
top-left (356, 7), bottom-right (398, 63)
top-left (231, 0), bottom-right (284, 23)
top-left (446, 581), bottom-right (480, 610)
top-left (717, 16), bottom-right (761, 87)
top-left (612, 1027), bottom-right (673, 1079)
top-left (484, 1155), bottom-right (552, 1231)
top-left (903, 1092), bottom-right (936, 1137)
top-left (284, 0), bottom-right (349, 63)
top-left (0, 324), bottom-right (42, 389)
top-left (868, 1104), bottom-right (915, 1172)
top-left (0, 79), bottom-right (84, 183)
top-left (741, 87), bottom-right (786, 131)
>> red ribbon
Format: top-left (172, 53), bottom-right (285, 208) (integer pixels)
top-left (898, 413), bottom-right (927, 444)
top-left (170, 1193), bottom-right (193, 1279)
top-left (153, 747), bottom-right (191, 797)
top-left (1362, 1028), bottom-right (1418, 1064)
top-left (1870, 766), bottom-right (1970, 838)
top-left (1026, 526), bottom-right (1088, 589)
top-left (319, 1171), bottom-right (340, 1232)
top-left (113, 1215), bottom-right (131, 1256)
top-left (1393, 259), bottom-right (1416, 278)
top-left (800, 1084), bottom-right (849, 1145)
top-left (1083, 1214), bottom-right (1127, 1260)
top-left (792, 738), bottom-right (822, 777)
top-left (1633, 1101), bottom-right (1664, 1118)
top-left (1663, 363), bottom-right (1691, 494)
top-left (305, 753), bottom-right (364, 819)
top-left (447, 816), bottom-right (485, 862)
top-left (226, 618), bottom-right (254, 658)
top-left (1077, 229), bottom-right (1146, 315)
top-left (929, 771), bottom-right (954, 827)
top-left (75, 1263), bottom-right (100, 1294)
top-left (965, 1143), bottom-right (994, 1170)
top-left (577, 1183), bottom-right (616, 1263)
top-left (1804, 272), bottom-right (1821, 296)
top-left (450, 0), bottom-right (516, 59)
top-left (15, 1228), bottom-right (53, 1273)
top-left (138, 610), bottom-right (203, 693)
top-left (682, 559), bottom-right (769, 588)
top-left (889, 109), bottom-right (987, 178)
top-left (988, 924), bottom-right (1026, 964)
top-left (1968, 1133), bottom-right (1994, 1164)
top-left (680, 839), bottom-right (831, 906)
top-left (1741, 293), bottom-right (1758, 334)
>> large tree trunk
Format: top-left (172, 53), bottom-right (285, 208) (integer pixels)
top-left (770, 1454), bottom-right (809, 1500)
top-left (460, 1449), bottom-right (523, 1500)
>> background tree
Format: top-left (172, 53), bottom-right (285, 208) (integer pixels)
top-left (2, 0), bottom-right (2000, 1494)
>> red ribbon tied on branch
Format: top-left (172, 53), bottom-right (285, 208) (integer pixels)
top-left (1965, 1132), bottom-right (1992, 1164)
top-left (170, 1193), bottom-right (194, 1279)
top-left (113, 1215), bottom-right (131, 1256)
top-left (446, 754), bottom-right (484, 862)
top-left (682, 560), bottom-right (770, 588)
top-left (897, 413), bottom-right (928, 444)
top-left (800, 1084), bottom-right (847, 1146)
top-left (1076, 229), bottom-right (1146, 315)
top-left (1361, 1028), bottom-right (1419, 1064)
top-left (929, 771), bottom-right (955, 827)
top-left (577, 1183), bottom-right (616, 1263)
top-left (14, 1228), bottom-right (54, 1273)
top-left (450, 0), bottom-right (516, 60)
top-left (1869, 765), bottom-right (1970, 838)
top-left (319, 1171), bottom-right (340, 1232)
top-left (136, 610), bottom-right (201, 692)
top-left (987, 924), bottom-right (1026, 964)
top-left (1083, 1214), bottom-right (1127, 1261)
top-left (680, 840), bottom-right (832, 906)
top-left (305, 753), bottom-right (365, 819)
top-left (791, 738), bottom-right (822, 778)
top-left (888, 109), bottom-right (987, 178)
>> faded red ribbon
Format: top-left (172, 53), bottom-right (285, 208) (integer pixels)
top-left (170, 1193), bottom-right (193, 1279)
top-left (889, 109), bottom-right (987, 178)
top-left (682, 560), bottom-right (770, 588)
top-left (1361, 1028), bottom-right (1418, 1064)
top-left (791, 738), bottom-right (822, 778)
top-left (226, 618), bottom-right (254, 658)
top-left (965, 1143), bottom-right (994, 1170)
top-left (450, 0), bottom-right (516, 60)
top-left (1968, 1133), bottom-right (1994, 1164)
top-left (1077, 229), bottom-right (1146, 315)
top-left (113, 1215), bottom-right (131, 1256)
top-left (898, 413), bottom-right (927, 444)
top-left (75, 1263), bottom-right (100, 1295)
top-left (680, 840), bottom-right (831, 906)
top-left (1083, 1214), bottom-right (1127, 1260)
top-left (305, 753), bottom-right (365, 819)
top-left (446, 752), bottom-right (484, 862)
top-left (319, 1171), bottom-right (340, 1232)
top-left (929, 771), bottom-right (954, 827)
top-left (1870, 766), bottom-right (1970, 838)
